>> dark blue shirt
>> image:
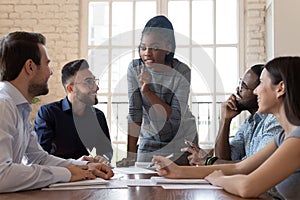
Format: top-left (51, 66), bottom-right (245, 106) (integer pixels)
top-left (34, 97), bottom-right (113, 160)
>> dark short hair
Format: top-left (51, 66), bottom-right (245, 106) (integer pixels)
top-left (265, 56), bottom-right (300, 125)
top-left (61, 59), bottom-right (89, 89)
top-left (250, 64), bottom-right (264, 77)
top-left (140, 15), bottom-right (176, 62)
top-left (250, 64), bottom-right (264, 86)
top-left (0, 31), bottom-right (46, 81)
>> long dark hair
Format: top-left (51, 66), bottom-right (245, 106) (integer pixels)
top-left (265, 56), bottom-right (300, 125)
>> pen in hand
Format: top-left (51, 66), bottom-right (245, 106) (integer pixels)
top-left (86, 148), bottom-right (111, 166)
top-left (101, 154), bottom-right (112, 167)
top-left (87, 147), bottom-right (97, 158)
top-left (148, 153), bottom-right (174, 168)
top-left (102, 154), bottom-right (109, 161)
top-left (184, 139), bottom-right (196, 150)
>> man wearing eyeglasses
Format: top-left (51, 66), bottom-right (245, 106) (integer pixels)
top-left (182, 64), bottom-right (284, 199)
top-left (183, 64), bottom-right (283, 165)
top-left (34, 59), bottom-right (113, 164)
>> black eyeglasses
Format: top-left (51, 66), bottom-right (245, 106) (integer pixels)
top-left (238, 78), bottom-right (255, 91)
top-left (74, 78), bottom-right (99, 89)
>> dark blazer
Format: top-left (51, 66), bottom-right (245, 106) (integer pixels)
top-left (34, 97), bottom-right (113, 160)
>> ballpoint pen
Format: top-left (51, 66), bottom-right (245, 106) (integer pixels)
top-left (102, 154), bottom-right (109, 161)
top-left (102, 154), bottom-right (113, 168)
top-left (87, 147), bottom-right (97, 158)
top-left (184, 138), bottom-right (196, 150)
top-left (183, 139), bottom-right (213, 159)
top-left (87, 148), bottom-right (113, 167)
top-left (147, 153), bottom-right (174, 168)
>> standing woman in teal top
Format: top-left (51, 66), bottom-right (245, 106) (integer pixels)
top-left (153, 56), bottom-right (300, 199)
top-left (117, 15), bottom-right (198, 166)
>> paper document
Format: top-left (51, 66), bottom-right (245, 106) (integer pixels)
top-left (126, 179), bottom-right (157, 186)
top-left (151, 177), bottom-right (208, 184)
top-left (43, 185), bottom-right (109, 190)
top-left (48, 178), bottom-right (108, 188)
top-left (135, 162), bottom-right (155, 169)
top-left (113, 167), bottom-right (157, 174)
top-left (43, 179), bottom-right (128, 190)
top-left (162, 184), bottom-right (222, 190)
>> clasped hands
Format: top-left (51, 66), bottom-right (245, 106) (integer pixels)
top-left (66, 162), bottom-right (114, 182)
top-left (79, 154), bottom-right (110, 165)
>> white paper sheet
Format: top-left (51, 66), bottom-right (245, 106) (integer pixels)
top-left (126, 179), bottom-right (157, 186)
top-left (43, 182), bottom-right (222, 190)
top-left (42, 179), bottom-right (128, 190)
top-left (161, 184), bottom-right (223, 190)
top-left (134, 162), bottom-right (155, 170)
top-left (43, 185), bottom-right (110, 190)
top-left (113, 167), bottom-right (157, 174)
top-left (48, 178), bottom-right (108, 188)
top-left (150, 177), bottom-right (209, 184)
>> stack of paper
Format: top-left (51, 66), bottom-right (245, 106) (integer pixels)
top-left (150, 177), bottom-right (222, 190)
top-left (43, 178), bottom-right (109, 190)
top-left (150, 177), bottom-right (209, 184)
top-left (113, 167), bottom-right (157, 174)
top-left (134, 162), bottom-right (153, 169)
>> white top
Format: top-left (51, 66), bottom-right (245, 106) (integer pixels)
top-left (0, 81), bottom-right (86, 193)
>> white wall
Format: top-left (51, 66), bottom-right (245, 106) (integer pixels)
top-left (266, 0), bottom-right (300, 60)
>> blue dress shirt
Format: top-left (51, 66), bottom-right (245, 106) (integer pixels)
top-left (230, 112), bottom-right (283, 160)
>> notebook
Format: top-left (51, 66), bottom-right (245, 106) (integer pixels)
top-left (134, 162), bottom-right (154, 169)
top-left (48, 178), bottom-right (108, 188)
top-left (150, 176), bottom-right (209, 184)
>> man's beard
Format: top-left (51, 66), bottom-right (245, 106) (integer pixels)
top-left (236, 102), bottom-right (247, 112)
top-left (28, 83), bottom-right (49, 97)
top-left (236, 91), bottom-right (258, 112)
top-left (76, 90), bottom-right (98, 106)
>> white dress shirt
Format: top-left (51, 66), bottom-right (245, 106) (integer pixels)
top-left (0, 81), bottom-right (86, 193)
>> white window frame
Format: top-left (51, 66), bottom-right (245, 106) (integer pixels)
top-left (80, 0), bottom-right (245, 161)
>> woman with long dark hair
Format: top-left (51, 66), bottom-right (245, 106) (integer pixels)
top-left (153, 56), bottom-right (300, 199)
